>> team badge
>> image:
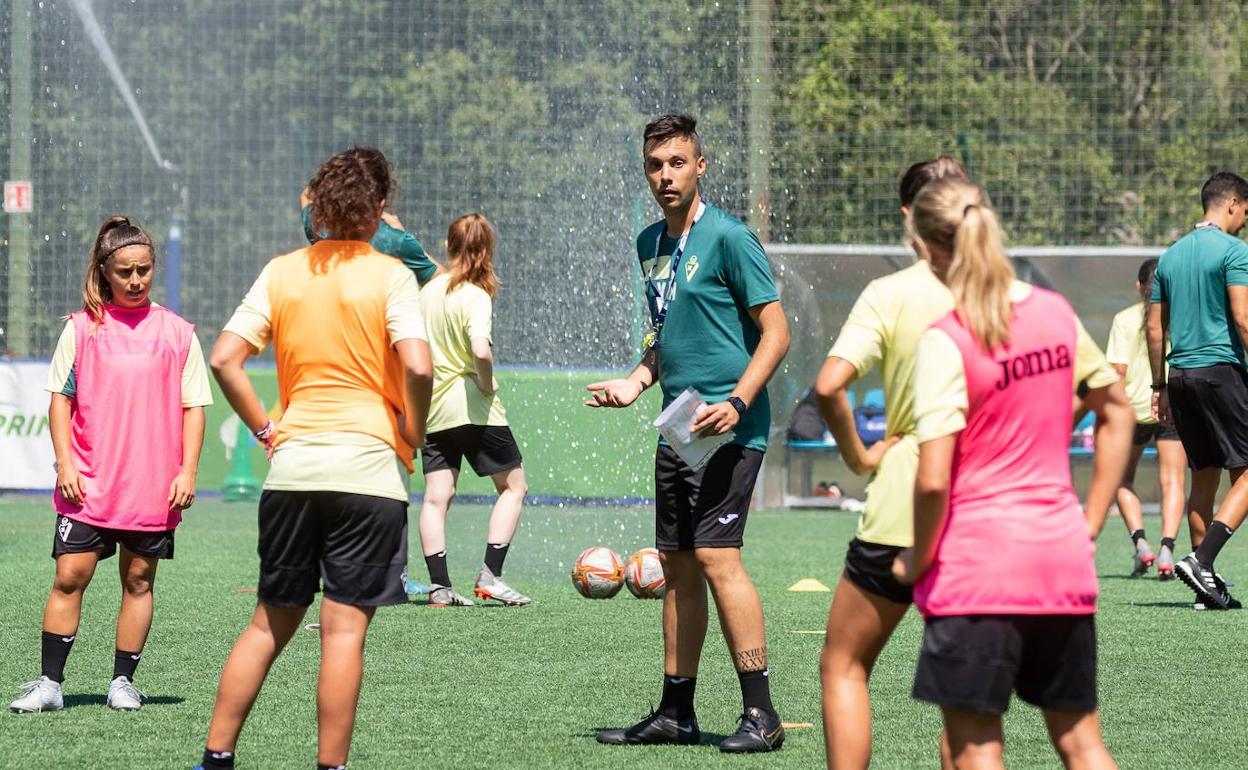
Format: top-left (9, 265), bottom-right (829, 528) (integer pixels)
top-left (685, 254), bottom-right (700, 281)
top-left (58, 516), bottom-right (73, 542)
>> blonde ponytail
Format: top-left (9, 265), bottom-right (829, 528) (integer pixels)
top-left (947, 203), bottom-right (1014, 350)
top-left (911, 180), bottom-right (1015, 351)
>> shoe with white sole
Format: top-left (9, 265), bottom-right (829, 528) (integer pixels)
top-left (1131, 543), bottom-right (1156, 577)
top-left (1157, 547), bottom-right (1175, 581)
top-left (10, 676), bottom-right (63, 713)
top-left (106, 676), bottom-right (143, 711)
top-left (428, 584), bottom-right (475, 607)
top-left (473, 565), bottom-right (532, 606)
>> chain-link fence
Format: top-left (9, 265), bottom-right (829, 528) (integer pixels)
top-left (3, 0), bottom-right (1246, 367)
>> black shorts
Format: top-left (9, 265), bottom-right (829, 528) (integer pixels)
top-left (421, 425), bottom-right (523, 477)
top-left (654, 443), bottom-right (763, 552)
top-left (51, 515), bottom-right (174, 561)
top-left (843, 538), bottom-right (912, 605)
top-left (1168, 364), bottom-right (1248, 470)
top-left (1132, 421), bottom-right (1180, 446)
top-left (913, 614), bottom-right (1097, 715)
top-left (257, 490), bottom-right (409, 608)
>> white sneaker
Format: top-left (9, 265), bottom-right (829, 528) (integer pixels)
top-left (106, 676), bottom-right (143, 711)
top-left (10, 676), bottom-right (63, 713)
top-left (428, 585), bottom-right (475, 607)
top-left (473, 565), bottom-right (532, 606)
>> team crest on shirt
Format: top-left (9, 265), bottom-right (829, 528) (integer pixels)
top-left (685, 255), bottom-right (700, 282)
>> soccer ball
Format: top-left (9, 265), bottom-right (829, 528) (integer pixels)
top-left (571, 546), bottom-right (625, 599)
top-left (624, 547), bottom-right (666, 599)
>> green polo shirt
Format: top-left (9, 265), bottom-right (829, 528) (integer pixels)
top-left (301, 204), bottom-right (438, 286)
top-left (637, 202), bottom-right (780, 452)
top-left (1152, 226), bottom-right (1248, 369)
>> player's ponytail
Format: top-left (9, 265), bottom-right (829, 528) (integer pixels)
top-left (83, 216), bottom-right (155, 326)
top-left (911, 179), bottom-right (1014, 351)
top-left (446, 213), bottom-right (499, 298)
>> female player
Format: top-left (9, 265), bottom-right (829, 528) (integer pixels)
top-left (815, 156), bottom-right (967, 769)
top-left (1105, 258), bottom-right (1189, 578)
top-left (417, 213), bottom-right (530, 607)
top-left (199, 147), bottom-right (433, 770)
top-left (894, 178), bottom-right (1133, 769)
top-left (299, 148), bottom-right (443, 286)
top-left (11, 216), bottom-right (210, 714)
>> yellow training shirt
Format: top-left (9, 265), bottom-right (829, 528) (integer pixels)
top-left (223, 243), bottom-right (426, 502)
top-left (419, 273), bottom-right (508, 434)
top-left (826, 260), bottom-right (954, 547)
top-left (1104, 302), bottom-right (1160, 424)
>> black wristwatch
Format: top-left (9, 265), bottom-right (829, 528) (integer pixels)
top-left (727, 396), bottom-right (747, 415)
top-left (1150, 382), bottom-right (1166, 392)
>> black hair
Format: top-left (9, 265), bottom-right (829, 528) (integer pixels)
top-left (1200, 171), bottom-right (1248, 212)
top-left (1139, 257), bottom-right (1159, 333)
top-left (643, 113), bottom-right (701, 157)
top-left (899, 156), bottom-right (969, 207)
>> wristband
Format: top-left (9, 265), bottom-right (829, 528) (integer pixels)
top-left (727, 396), bottom-right (748, 415)
top-left (1150, 383), bottom-right (1166, 392)
top-left (254, 421), bottom-right (276, 442)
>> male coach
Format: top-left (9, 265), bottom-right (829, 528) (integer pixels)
top-left (586, 114), bottom-right (790, 753)
top-left (1149, 171), bottom-right (1248, 609)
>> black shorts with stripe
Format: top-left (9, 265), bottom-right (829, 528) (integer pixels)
top-left (654, 443), bottom-right (762, 552)
top-left (1167, 364), bottom-right (1248, 470)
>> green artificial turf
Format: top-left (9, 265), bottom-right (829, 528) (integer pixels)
top-left (0, 497), bottom-right (1243, 768)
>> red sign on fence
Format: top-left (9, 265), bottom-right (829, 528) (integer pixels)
top-left (4, 181), bottom-right (33, 214)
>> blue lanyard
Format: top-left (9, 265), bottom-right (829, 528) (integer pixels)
top-left (1195, 221), bottom-right (1221, 231)
top-left (647, 199), bottom-right (706, 331)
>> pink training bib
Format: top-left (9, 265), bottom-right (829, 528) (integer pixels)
top-left (915, 288), bottom-right (1098, 617)
top-left (53, 305), bottom-right (193, 532)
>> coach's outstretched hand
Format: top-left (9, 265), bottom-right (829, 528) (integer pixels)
top-left (585, 379), bottom-right (643, 408)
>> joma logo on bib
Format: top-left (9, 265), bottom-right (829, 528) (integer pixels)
top-left (994, 345), bottom-right (1072, 390)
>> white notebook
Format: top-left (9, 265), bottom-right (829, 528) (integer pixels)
top-left (653, 388), bottom-right (735, 471)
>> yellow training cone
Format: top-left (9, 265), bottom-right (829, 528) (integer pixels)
top-left (788, 578), bottom-right (831, 592)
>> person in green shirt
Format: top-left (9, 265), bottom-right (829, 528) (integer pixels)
top-left (1148, 171), bottom-right (1248, 608)
top-left (299, 148), bottom-right (442, 286)
top-left (587, 114), bottom-right (790, 753)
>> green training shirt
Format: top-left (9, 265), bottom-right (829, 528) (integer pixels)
top-left (1152, 226), bottom-right (1248, 370)
top-left (637, 202), bottom-right (781, 453)
top-left (301, 204), bottom-right (438, 286)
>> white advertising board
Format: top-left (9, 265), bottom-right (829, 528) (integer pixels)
top-left (0, 361), bottom-right (54, 489)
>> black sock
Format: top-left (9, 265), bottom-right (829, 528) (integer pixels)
top-left (1130, 529), bottom-right (1146, 546)
top-left (200, 748), bottom-right (235, 769)
top-left (1161, 537), bottom-right (1177, 552)
top-left (658, 674), bottom-right (696, 720)
top-left (317, 764), bottom-right (345, 770)
top-left (40, 630), bottom-right (75, 683)
top-left (1195, 522), bottom-right (1234, 567)
top-left (424, 551), bottom-right (450, 587)
top-left (484, 542), bottom-right (510, 576)
top-left (738, 669), bottom-right (775, 716)
top-left (114, 649), bottom-right (142, 681)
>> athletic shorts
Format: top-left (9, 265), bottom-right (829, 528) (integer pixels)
top-left (1133, 421), bottom-right (1179, 446)
top-left (654, 443), bottom-right (763, 552)
top-left (843, 538), bottom-right (912, 605)
top-left (421, 425), bottom-right (523, 477)
top-left (913, 614), bottom-right (1097, 715)
top-left (1167, 364), bottom-right (1248, 470)
top-left (256, 490), bottom-right (409, 608)
top-left (51, 515), bottom-right (174, 561)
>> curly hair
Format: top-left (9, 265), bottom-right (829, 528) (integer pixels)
top-left (307, 147), bottom-right (391, 241)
